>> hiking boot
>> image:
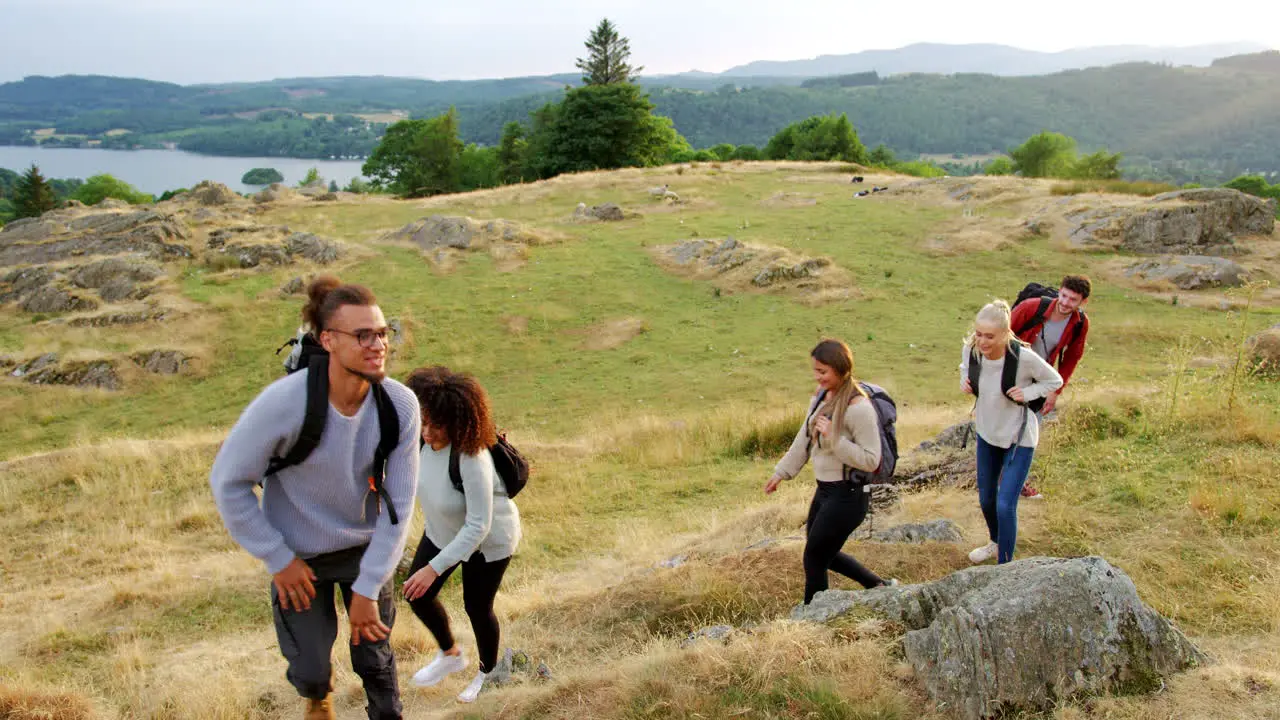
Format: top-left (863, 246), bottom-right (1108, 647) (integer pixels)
top-left (304, 696), bottom-right (335, 720)
top-left (1021, 484), bottom-right (1044, 500)
top-left (412, 648), bottom-right (469, 688)
top-left (968, 542), bottom-right (998, 564)
top-left (457, 671), bottom-right (488, 703)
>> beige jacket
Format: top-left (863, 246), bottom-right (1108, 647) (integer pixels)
top-left (774, 391), bottom-right (882, 482)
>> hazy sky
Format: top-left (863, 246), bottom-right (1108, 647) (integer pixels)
top-left (3, 0), bottom-right (1278, 84)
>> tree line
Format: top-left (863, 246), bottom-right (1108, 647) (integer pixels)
top-left (4, 53), bottom-right (1279, 184)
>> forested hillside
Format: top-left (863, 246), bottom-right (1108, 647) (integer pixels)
top-left (2, 52), bottom-right (1278, 183)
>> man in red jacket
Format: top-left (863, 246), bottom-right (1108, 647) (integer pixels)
top-left (1010, 274), bottom-right (1091, 498)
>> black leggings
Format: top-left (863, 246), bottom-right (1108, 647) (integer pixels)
top-left (803, 479), bottom-right (885, 603)
top-left (405, 535), bottom-right (511, 673)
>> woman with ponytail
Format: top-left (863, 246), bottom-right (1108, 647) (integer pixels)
top-left (766, 339), bottom-right (896, 604)
top-left (960, 300), bottom-right (1063, 565)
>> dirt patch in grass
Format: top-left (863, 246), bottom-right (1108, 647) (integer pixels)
top-left (572, 317), bottom-right (648, 351)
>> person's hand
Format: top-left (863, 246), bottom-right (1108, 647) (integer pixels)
top-left (814, 414), bottom-right (833, 436)
top-left (402, 565), bottom-right (439, 602)
top-left (348, 593), bottom-right (390, 645)
top-left (962, 378), bottom-right (973, 395)
top-left (1042, 390), bottom-right (1059, 413)
top-left (764, 475), bottom-right (783, 494)
top-left (1006, 386), bottom-right (1026, 404)
top-left (273, 558), bottom-right (317, 612)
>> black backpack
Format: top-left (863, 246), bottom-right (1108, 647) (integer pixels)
top-left (968, 340), bottom-right (1047, 415)
top-left (448, 433), bottom-right (530, 498)
top-left (267, 332), bottom-right (404, 525)
top-left (803, 383), bottom-right (899, 485)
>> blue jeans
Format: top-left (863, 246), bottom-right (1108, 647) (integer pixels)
top-left (975, 435), bottom-right (1035, 564)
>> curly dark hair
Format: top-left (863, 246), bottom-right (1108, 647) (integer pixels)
top-left (1061, 274), bottom-right (1092, 299)
top-left (404, 366), bottom-right (496, 455)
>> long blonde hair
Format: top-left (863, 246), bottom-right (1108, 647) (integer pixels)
top-left (810, 339), bottom-right (867, 444)
top-left (963, 299), bottom-right (1029, 352)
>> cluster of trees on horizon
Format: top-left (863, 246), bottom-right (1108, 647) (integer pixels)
top-left (3, 23), bottom-right (1279, 224)
top-left (3, 48), bottom-right (1279, 186)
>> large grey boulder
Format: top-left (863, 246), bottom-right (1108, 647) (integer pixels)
top-left (1125, 255), bottom-right (1248, 290)
top-left (793, 556), bottom-right (1205, 719)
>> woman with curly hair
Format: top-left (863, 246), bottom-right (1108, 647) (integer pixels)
top-left (401, 366), bottom-right (521, 703)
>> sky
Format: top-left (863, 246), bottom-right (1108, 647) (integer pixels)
top-left (2, 0), bottom-right (1278, 84)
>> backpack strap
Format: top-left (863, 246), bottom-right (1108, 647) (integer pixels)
top-left (803, 389), bottom-right (829, 455)
top-left (1001, 341), bottom-right (1021, 400)
top-left (1014, 296), bottom-right (1053, 336)
top-left (367, 383), bottom-right (402, 525)
top-left (448, 446), bottom-right (464, 493)
top-left (265, 352), bottom-right (329, 478)
top-left (967, 346), bottom-right (982, 399)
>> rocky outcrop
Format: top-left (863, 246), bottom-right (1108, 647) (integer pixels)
top-left (284, 232), bottom-right (341, 264)
top-left (253, 183), bottom-right (297, 204)
top-left (751, 258), bottom-right (830, 287)
top-left (659, 237), bottom-right (845, 295)
top-left (70, 257), bottom-right (164, 302)
top-left (1125, 255), bottom-right (1248, 290)
top-left (870, 519), bottom-right (963, 543)
top-left (573, 202), bottom-right (626, 221)
top-left (16, 357), bottom-right (121, 390)
top-left (1069, 188), bottom-right (1275, 255)
top-left (222, 243), bottom-right (291, 268)
top-left (280, 276), bottom-right (306, 295)
top-left (19, 286), bottom-right (98, 313)
top-left (793, 556), bottom-right (1206, 720)
top-left (0, 210), bottom-right (192, 267)
top-left (68, 309), bottom-right (171, 327)
top-left (1249, 324), bottom-right (1280, 376)
top-left (187, 181), bottom-right (242, 206)
top-left (131, 350), bottom-right (190, 375)
top-left (382, 215), bottom-right (547, 251)
top-left (916, 421), bottom-right (975, 453)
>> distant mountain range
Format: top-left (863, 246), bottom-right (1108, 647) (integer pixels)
top-left (709, 42), bottom-right (1272, 78)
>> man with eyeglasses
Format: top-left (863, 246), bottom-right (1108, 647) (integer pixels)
top-left (211, 275), bottom-right (421, 720)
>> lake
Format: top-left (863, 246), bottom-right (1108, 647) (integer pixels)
top-left (0, 146), bottom-right (368, 196)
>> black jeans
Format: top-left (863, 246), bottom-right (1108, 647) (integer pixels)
top-left (803, 479), bottom-right (884, 603)
top-left (271, 545), bottom-right (401, 720)
top-left (406, 534), bottom-right (512, 673)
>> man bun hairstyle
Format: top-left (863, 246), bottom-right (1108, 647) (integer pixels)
top-left (1062, 274), bottom-right (1092, 299)
top-left (302, 274), bottom-right (377, 332)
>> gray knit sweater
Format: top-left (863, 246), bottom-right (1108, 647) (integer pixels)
top-left (209, 371), bottom-right (421, 599)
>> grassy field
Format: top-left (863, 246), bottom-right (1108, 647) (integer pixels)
top-left (1, 162), bottom-right (1279, 719)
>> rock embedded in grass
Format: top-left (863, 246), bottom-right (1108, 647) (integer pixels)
top-left (793, 556), bottom-right (1206, 720)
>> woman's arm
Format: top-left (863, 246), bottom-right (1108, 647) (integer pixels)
top-left (427, 450), bottom-right (496, 574)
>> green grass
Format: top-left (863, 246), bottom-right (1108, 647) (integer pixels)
top-left (0, 166), bottom-right (1258, 458)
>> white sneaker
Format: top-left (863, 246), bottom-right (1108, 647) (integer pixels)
top-left (411, 649), bottom-right (468, 688)
top-left (457, 671), bottom-right (488, 703)
top-left (968, 542), bottom-right (998, 564)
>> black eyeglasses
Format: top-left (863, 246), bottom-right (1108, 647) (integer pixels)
top-left (325, 326), bottom-right (395, 349)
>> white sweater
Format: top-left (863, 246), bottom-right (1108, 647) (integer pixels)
top-left (417, 444), bottom-right (521, 573)
top-left (959, 344), bottom-right (1063, 449)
